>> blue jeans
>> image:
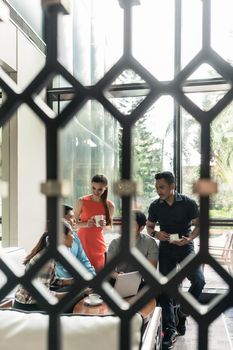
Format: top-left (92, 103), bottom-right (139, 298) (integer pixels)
top-left (158, 242), bottom-right (205, 331)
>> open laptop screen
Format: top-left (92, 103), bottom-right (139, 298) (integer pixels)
top-left (114, 271), bottom-right (142, 298)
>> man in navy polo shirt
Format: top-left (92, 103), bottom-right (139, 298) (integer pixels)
top-left (146, 171), bottom-right (205, 350)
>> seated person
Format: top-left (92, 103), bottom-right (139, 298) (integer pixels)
top-left (13, 224), bottom-right (76, 312)
top-left (54, 204), bottom-right (96, 283)
top-left (107, 210), bottom-right (158, 282)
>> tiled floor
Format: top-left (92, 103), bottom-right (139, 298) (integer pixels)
top-left (180, 264), bottom-right (233, 349)
top-left (224, 308), bottom-right (233, 349)
top-left (174, 311), bottom-right (233, 350)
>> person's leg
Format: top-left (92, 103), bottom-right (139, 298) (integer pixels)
top-left (176, 245), bottom-right (205, 335)
top-left (176, 265), bottom-right (205, 336)
top-left (187, 266), bottom-right (205, 300)
top-left (158, 247), bottom-right (177, 333)
top-left (176, 245), bottom-right (205, 301)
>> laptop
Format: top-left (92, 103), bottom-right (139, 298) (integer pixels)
top-left (114, 271), bottom-right (142, 298)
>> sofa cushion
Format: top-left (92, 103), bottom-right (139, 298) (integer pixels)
top-left (0, 309), bottom-right (143, 350)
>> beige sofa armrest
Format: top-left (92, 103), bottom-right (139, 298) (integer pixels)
top-left (0, 309), bottom-right (143, 350)
top-left (141, 306), bottom-right (162, 350)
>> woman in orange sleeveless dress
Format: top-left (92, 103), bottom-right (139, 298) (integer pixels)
top-left (74, 175), bottom-right (115, 272)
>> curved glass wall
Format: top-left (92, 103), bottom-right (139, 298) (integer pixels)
top-left (58, 0), bottom-right (123, 85)
top-left (50, 0), bottom-right (233, 304)
top-left (59, 100), bottom-right (121, 216)
top-left (132, 96), bottom-right (174, 213)
top-left (210, 101), bottom-right (233, 219)
top-left (55, 0), bottom-right (233, 221)
top-left (133, 0), bottom-right (175, 80)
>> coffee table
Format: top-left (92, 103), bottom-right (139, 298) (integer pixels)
top-left (73, 295), bottom-right (156, 323)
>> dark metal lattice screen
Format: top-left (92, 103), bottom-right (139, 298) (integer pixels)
top-left (0, 0), bottom-right (232, 349)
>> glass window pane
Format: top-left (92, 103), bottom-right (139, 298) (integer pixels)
top-left (182, 97), bottom-right (233, 220)
top-left (59, 100), bottom-right (121, 216)
top-left (186, 63), bottom-right (223, 81)
top-left (105, 69), bottom-right (149, 116)
top-left (132, 96), bottom-right (174, 212)
top-left (133, 0), bottom-right (175, 80)
top-left (70, 0), bottom-right (123, 85)
top-left (210, 101), bottom-right (233, 219)
top-left (181, 0), bottom-right (202, 69)
top-left (181, 109), bottom-right (201, 203)
top-left (185, 91), bottom-right (225, 111)
top-left (211, 0), bottom-right (233, 65)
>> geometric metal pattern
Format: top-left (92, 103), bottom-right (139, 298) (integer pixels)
top-left (0, 1), bottom-right (232, 350)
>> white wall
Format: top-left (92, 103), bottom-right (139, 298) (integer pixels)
top-left (0, 20), bottom-right (16, 71)
top-left (0, 18), bottom-right (46, 251)
top-left (7, 0), bottom-right (43, 38)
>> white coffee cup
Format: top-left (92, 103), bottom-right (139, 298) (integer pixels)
top-left (95, 215), bottom-right (104, 227)
top-left (89, 293), bottom-right (101, 304)
top-left (169, 233), bottom-right (179, 241)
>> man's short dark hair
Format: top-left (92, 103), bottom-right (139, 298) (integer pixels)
top-left (63, 204), bottom-right (73, 216)
top-left (155, 171), bottom-right (175, 185)
top-left (133, 210), bottom-right (146, 228)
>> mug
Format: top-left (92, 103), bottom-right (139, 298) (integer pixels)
top-left (89, 293), bottom-right (101, 304)
top-left (169, 233), bottom-right (179, 241)
top-left (95, 215), bottom-right (104, 227)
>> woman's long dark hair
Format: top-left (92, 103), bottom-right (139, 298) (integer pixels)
top-left (24, 232), bottom-right (50, 265)
top-left (92, 174), bottom-right (111, 225)
top-left (23, 224), bottom-right (70, 265)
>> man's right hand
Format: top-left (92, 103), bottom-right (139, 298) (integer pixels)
top-left (156, 231), bottom-right (170, 241)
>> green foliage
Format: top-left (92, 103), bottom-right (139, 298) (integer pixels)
top-left (209, 208), bottom-right (233, 219)
top-left (114, 70), bottom-right (166, 212)
top-left (132, 114), bottom-right (169, 212)
top-left (133, 115), bottom-right (162, 192)
top-left (115, 69), bottom-right (233, 219)
top-left (182, 96), bottom-right (233, 219)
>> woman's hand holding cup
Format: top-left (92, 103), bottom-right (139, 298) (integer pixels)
top-left (87, 217), bottom-right (95, 227)
top-left (95, 215), bottom-right (106, 227)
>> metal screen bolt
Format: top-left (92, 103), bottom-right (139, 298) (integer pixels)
top-left (41, 0), bottom-right (70, 14)
top-left (193, 179), bottom-right (218, 196)
top-left (41, 180), bottom-right (71, 197)
top-left (113, 180), bottom-right (142, 196)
